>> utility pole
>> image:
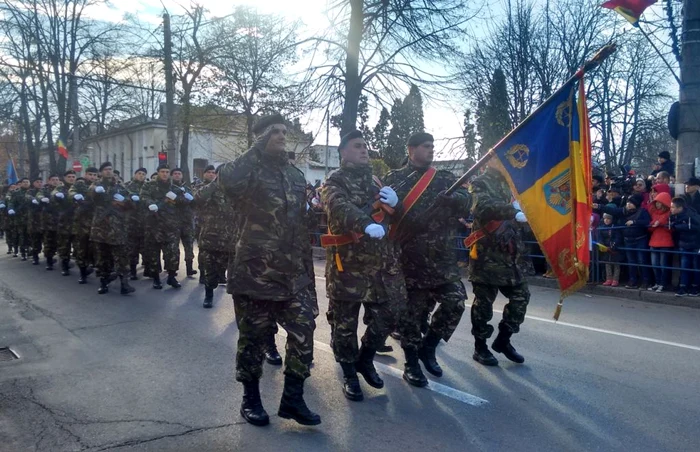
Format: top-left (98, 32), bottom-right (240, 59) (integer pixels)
top-left (163, 13), bottom-right (176, 166)
top-left (71, 73), bottom-right (80, 172)
top-left (676, 0), bottom-right (700, 183)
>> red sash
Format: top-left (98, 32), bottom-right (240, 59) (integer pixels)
top-left (389, 167), bottom-right (437, 240)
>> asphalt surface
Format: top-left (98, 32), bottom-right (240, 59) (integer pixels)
top-left (0, 249), bottom-right (699, 452)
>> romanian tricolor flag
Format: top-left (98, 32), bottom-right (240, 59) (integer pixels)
top-left (489, 79), bottom-right (592, 319)
top-left (57, 139), bottom-right (68, 160)
top-left (601, 0), bottom-right (656, 26)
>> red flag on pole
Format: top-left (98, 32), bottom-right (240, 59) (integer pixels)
top-left (601, 0), bottom-right (657, 26)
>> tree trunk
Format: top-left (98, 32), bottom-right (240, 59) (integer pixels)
top-left (178, 98), bottom-right (192, 183)
top-left (340, 0), bottom-right (364, 138)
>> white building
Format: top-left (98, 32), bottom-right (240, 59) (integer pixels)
top-left (295, 144), bottom-right (340, 185)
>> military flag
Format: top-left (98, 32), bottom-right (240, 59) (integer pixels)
top-left (488, 78), bottom-right (592, 319)
top-left (6, 153), bottom-right (18, 184)
top-left (57, 138), bottom-right (68, 159)
top-left (601, 0), bottom-right (657, 27)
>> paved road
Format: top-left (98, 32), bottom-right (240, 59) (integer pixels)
top-left (1, 250), bottom-right (699, 451)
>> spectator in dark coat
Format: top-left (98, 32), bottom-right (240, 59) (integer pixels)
top-left (651, 151), bottom-right (675, 178)
top-left (670, 197), bottom-right (700, 297)
top-left (683, 177), bottom-right (700, 214)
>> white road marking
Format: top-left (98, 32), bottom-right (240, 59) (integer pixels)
top-left (277, 330), bottom-right (489, 406)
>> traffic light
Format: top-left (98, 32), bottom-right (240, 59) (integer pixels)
top-left (158, 151), bottom-right (167, 165)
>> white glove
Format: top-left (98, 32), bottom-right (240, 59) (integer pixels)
top-left (8, 209), bottom-right (15, 215)
top-left (41, 197), bottom-right (49, 203)
top-left (165, 191), bottom-right (177, 200)
top-left (0, 203), bottom-right (6, 209)
top-left (148, 204), bottom-right (159, 212)
top-left (73, 194), bottom-right (84, 201)
top-left (184, 193), bottom-right (193, 201)
top-left (512, 200), bottom-right (521, 211)
top-left (113, 193), bottom-right (125, 202)
top-left (364, 223), bottom-right (385, 239)
top-left (95, 186), bottom-right (105, 194)
top-left (131, 195), bottom-right (140, 202)
top-left (32, 199), bottom-right (39, 205)
top-left (55, 192), bottom-right (65, 199)
top-left (515, 212), bottom-right (527, 223)
top-left (379, 186), bottom-right (398, 208)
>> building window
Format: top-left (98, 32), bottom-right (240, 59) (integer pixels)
top-left (193, 158), bottom-right (208, 181)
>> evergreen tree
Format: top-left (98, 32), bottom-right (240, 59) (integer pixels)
top-left (463, 109), bottom-right (478, 164)
top-left (476, 69), bottom-right (511, 155)
top-left (384, 84), bottom-right (426, 169)
top-left (357, 95), bottom-right (373, 149)
top-left (372, 107), bottom-right (391, 157)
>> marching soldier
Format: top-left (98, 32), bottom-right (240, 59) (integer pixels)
top-left (7, 178), bottom-right (30, 259)
top-left (3, 183), bottom-right (17, 254)
top-left (468, 166), bottom-right (530, 366)
top-left (26, 178), bottom-right (44, 265)
top-left (195, 166), bottom-right (217, 285)
top-left (69, 168), bottom-right (99, 284)
top-left (384, 132), bottom-right (471, 387)
top-left (37, 174), bottom-right (60, 270)
top-left (217, 114), bottom-right (320, 427)
top-left (0, 184), bottom-right (8, 252)
top-left (141, 165), bottom-right (183, 290)
top-left (192, 165), bottom-right (233, 308)
top-left (320, 130), bottom-right (404, 401)
top-left (88, 162), bottom-right (135, 295)
top-left (53, 170), bottom-right (77, 275)
top-left (124, 168), bottom-right (148, 280)
top-left (170, 168), bottom-right (197, 277)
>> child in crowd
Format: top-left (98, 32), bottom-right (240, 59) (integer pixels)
top-left (670, 197), bottom-right (700, 297)
top-left (647, 192), bottom-right (673, 292)
top-left (599, 213), bottom-right (623, 286)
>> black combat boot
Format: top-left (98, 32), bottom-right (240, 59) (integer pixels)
top-left (78, 267), bottom-right (89, 284)
top-left (6, 245), bottom-right (12, 254)
top-left (186, 260), bottom-right (197, 276)
top-left (278, 375), bottom-right (321, 425)
top-left (45, 256), bottom-right (54, 270)
top-left (491, 329), bottom-right (525, 364)
top-left (166, 272), bottom-right (181, 288)
top-left (203, 287), bottom-right (214, 309)
top-left (418, 329), bottom-right (443, 377)
top-left (21, 251), bottom-right (27, 261)
top-left (377, 342), bottom-right (393, 353)
top-left (12, 247), bottom-right (18, 257)
top-left (129, 264), bottom-right (138, 281)
top-left (153, 275), bottom-right (163, 290)
top-left (339, 362), bottom-right (363, 401)
top-left (97, 278), bottom-right (109, 295)
top-left (355, 345), bottom-right (384, 389)
top-left (264, 336), bottom-right (282, 365)
top-left (61, 259), bottom-right (70, 276)
top-left (402, 348), bottom-right (428, 387)
top-left (143, 266), bottom-right (152, 278)
top-left (473, 337), bottom-right (498, 366)
top-left (32, 254), bottom-right (39, 265)
top-left (240, 380), bottom-right (269, 426)
top-left (120, 276), bottom-right (136, 295)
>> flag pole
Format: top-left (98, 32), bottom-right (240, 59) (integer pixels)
top-left (444, 43), bottom-right (618, 195)
top-left (637, 22), bottom-right (682, 87)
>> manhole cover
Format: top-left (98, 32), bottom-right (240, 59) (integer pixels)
top-left (0, 347), bottom-right (19, 362)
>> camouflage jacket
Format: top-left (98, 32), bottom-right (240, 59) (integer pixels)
top-left (25, 188), bottom-right (43, 233)
top-left (51, 183), bottom-right (75, 233)
top-left (7, 188), bottom-right (29, 227)
top-left (124, 179), bottom-right (146, 236)
top-left (217, 146), bottom-right (315, 302)
top-left (0, 191), bottom-right (6, 230)
top-left (140, 179), bottom-right (182, 242)
top-left (36, 186), bottom-right (59, 232)
top-left (384, 162), bottom-right (472, 290)
top-left (193, 180), bottom-right (235, 251)
top-left (69, 180), bottom-right (95, 236)
top-left (468, 168), bottom-right (524, 286)
top-left (321, 162), bottom-right (406, 304)
top-left (172, 181), bottom-right (195, 229)
top-left (88, 177), bottom-right (132, 245)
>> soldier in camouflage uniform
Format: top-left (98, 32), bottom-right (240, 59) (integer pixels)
top-left (26, 178), bottom-right (44, 264)
top-left (37, 174), bottom-right (60, 270)
top-left (124, 168), bottom-right (148, 280)
top-left (69, 168), bottom-right (98, 283)
top-left (2, 183), bottom-right (17, 254)
top-left (171, 168), bottom-right (197, 277)
top-left (217, 114), bottom-right (320, 427)
top-left (52, 170), bottom-right (77, 275)
top-left (141, 165), bottom-right (183, 290)
top-left (88, 162), bottom-right (135, 295)
top-left (0, 184), bottom-right (8, 251)
top-left (383, 132), bottom-right (472, 387)
top-left (195, 166), bottom-right (218, 285)
top-left (193, 165), bottom-right (233, 308)
top-left (7, 178), bottom-right (30, 259)
top-left (468, 166), bottom-right (530, 366)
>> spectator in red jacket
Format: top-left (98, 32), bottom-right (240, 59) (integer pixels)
top-left (648, 192), bottom-right (674, 292)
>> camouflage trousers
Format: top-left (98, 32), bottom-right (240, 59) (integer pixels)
top-left (471, 282), bottom-right (530, 339)
top-left (127, 232), bottom-right (145, 267)
top-left (43, 230), bottom-right (57, 258)
top-left (399, 281), bottom-right (467, 351)
top-left (233, 289), bottom-right (316, 383)
top-left (179, 223), bottom-right (194, 262)
top-left (200, 248), bottom-right (228, 289)
top-left (144, 240), bottom-right (180, 274)
top-left (73, 233), bottom-right (94, 268)
top-left (29, 232), bottom-right (42, 257)
top-left (328, 298), bottom-right (399, 363)
top-left (94, 242), bottom-right (128, 278)
top-left (57, 233), bottom-right (73, 261)
top-left (9, 224), bottom-right (28, 252)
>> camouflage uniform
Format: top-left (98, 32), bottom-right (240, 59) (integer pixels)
top-left (321, 162), bottom-right (405, 363)
top-left (26, 187), bottom-right (43, 259)
top-left (124, 179), bottom-right (146, 273)
top-left (69, 180), bottom-right (96, 269)
top-left (140, 179), bottom-right (182, 275)
top-left (193, 180), bottom-right (234, 289)
top-left (52, 183), bottom-right (75, 264)
top-left (88, 177), bottom-right (132, 278)
top-left (384, 162), bottom-right (471, 351)
top-left (468, 168), bottom-right (530, 339)
top-left (173, 181), bottom-right (196, 267)
top-left (36, 186), bottom-right (59, 261)
top-left (218, 145), bottom-right (317, 383)
top-left (0, 191), bottom-right (8, 250)
top-left (7, 187), bottom-right (29, 255)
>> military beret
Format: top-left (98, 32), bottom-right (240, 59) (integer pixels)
top-left (171, 167), bottom-right (183, 174)
top-left (135, 167), bottom-right (147, 175)
top-left (204, 165), bottom-right (216, 172)
top-left (86, 167), bottom-right (99, 173)
top-left (32, 177), bottom-right (43, 182)
top-left (48, 174), bottom-right (59, 179)
top-left (252, 114), bottom-right (285, 135)
top-left (157, 164), bottom-right (170, 171)
top-left (64, 170), bottom-right (75, 176)
top-left (338, 130), bottom-right (364, 151)
top-left (99, 162), bottom-right (113, 172)
top-left (407, 132), bottom-right (434, 147)
top-left (19, 177), bottom-right (29, 182)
